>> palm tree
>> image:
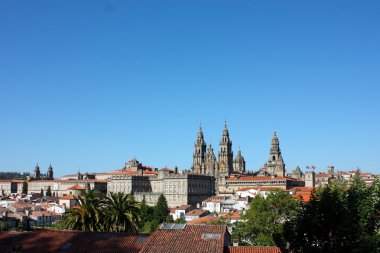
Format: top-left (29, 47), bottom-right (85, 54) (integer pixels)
top-left (103, 192), bottom-right (141, 233)
top-left (61, 190), bottom-right (105, 231)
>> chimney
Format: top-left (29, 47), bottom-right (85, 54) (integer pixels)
top-left (233, 239), bottom-right (239, 246)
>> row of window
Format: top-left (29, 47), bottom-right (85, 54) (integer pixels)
top-left (227, 180), bottom-right (286, 185)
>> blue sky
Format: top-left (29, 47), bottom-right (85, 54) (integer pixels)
top-left (1, 1), bottom-right (379, 177)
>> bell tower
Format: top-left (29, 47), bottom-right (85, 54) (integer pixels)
top-left (267, 131), bottom-right (285, 177)
top-left (47, 164), bottom-right (54, 179)
top-left (233, 148), bottom-right (246, 173)
top-left (34, 163), bottom-right (41, 180)
top-left (205, 144), bottom-right (218, 176)
top-left (192, 126), bottom-right (207, 174)
top-left (218, 122), bottom-right (233, 176)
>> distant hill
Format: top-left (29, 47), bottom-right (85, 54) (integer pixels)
top-left (0, 172), bottom-right (30, 180)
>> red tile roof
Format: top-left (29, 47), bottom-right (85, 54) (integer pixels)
top-left (176, 205), bottom-right (191, 210)
top-left (67, 185), bottom-right (86, 190)
top-left (186, 209), bottom-right (209, 217)
top-left (230, 212), bottom-right (240, 220)
top-left (140, 225), bottom-right (229, 253)
top-left (59, 195), bottom-right (76, 200)
top-left (0, 230), bottom-right (148, 253)
top-left (229, 246), bottom-right (281, 253)
top-left (0, 180), bottom-right (24, 183)
top-left (160, 167), bottom-right (173, 172)
top-left (237, 187), bottom-right (284, 192)
top-left (187, 215), bottom-right (219, 225)
top-left (227, 176), bottom-right (288, 181)
top-left (288, 187), bottom-right (314, 192)
top-left (110, 170), bottom-right (158, 176)
top-left (295, 193), bottom-right (312, 202)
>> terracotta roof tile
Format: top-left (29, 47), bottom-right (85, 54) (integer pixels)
top-left (229, 246), bottom-right (281, 253)
top-left (0, 230), bottom-right (148, 253)
top-left (187, 215), bottom-right (219, 225)
top-left (186, 209), bottom-right (208, 216)
top-left (295, 193), bottom-right (312, 202)
top-left (67, 185), bottom-right (86, 190)
top-left (59, 195), bottom-right (76, 200)
top-left (237, 187), bottom-right (284, 192)
top-left (140, 224), bottom-right (229, 253)
top-left (227, 176), bottom-right (288, 182)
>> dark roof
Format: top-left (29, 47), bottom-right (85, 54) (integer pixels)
top-left (229, 246), bottom-right (281, 253)
top-left (0, 230), bottom-right (148, 253)
top-left (140, 224), bottom-right (230, 253)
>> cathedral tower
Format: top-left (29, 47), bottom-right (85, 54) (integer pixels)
top-left (192, 126), bottom-right (207, 174)
top-left (218, 122), bottom-right (233, 176)
top-left (205, 144), bottom-right (218, 176)
top-left (34, 163), bottom-right (41, 179)
top-left (261, 131), bottom-right (285, 177)
top-left (233, 148), bottom-right (246, 173)
top-left (47, 164), bottom-right (54, 179)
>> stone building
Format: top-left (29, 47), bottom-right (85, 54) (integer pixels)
top-left (220, 175), bottom-right (304, 194)
top-left (192, 123), bottom-right (245, 177)
top-left (289, 166), bottom-right (303, 179)
top-left (258, 131), bottom-right (286, 177)
top-left (107, 161), bottom-right (215, 208)
top-left (31, 163), bottom-right (55, 180)
top-left (0, 180), bottom-right (23, 195)
top-left (191, 123), bottom-right (246, 193)
top-left (191, 125), bottom-right (293, 193)
top-left (46, 164), bottom-right (54, 180)
top-left (27, 179), bottom-right (107, 197)
top-left (33, 164), bottom-right (41, 180)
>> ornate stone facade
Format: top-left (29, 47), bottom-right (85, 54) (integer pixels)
top-left (191, 123), bottom-right (245, 178)
top-left (107, 168), bottom-right (215, 208)
top-left (258, 131), bottom-right (286, 177)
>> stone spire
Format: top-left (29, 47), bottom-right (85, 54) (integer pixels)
top-left (34, 163), bottom-right (41, 179)
top-left (192, 126), bottom-right (207, 175)
top-left (270, 131), bottom-right (280, 156)
top-left (263, 131), bottom-right (285, 177)
top-left (47, 164), bottom-right (54, 179)
top-left (205, 144), bottom-right (217, 176)
top-left (218, 121), bottom-right (233, 176)
top-left (233, 148), bottom-right (246, 173)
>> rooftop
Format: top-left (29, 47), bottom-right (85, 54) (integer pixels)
top-left (140, 224), bottom-right (229, 253)
top-left (0, 230), bottom-right (148, 253)
top-left (229, 246), bottom-right (281, 253)
top-left (67, 185), bottom-right (86, 190)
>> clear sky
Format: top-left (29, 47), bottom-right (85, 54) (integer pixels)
top-left (1, 1), bottom-right (379, 177)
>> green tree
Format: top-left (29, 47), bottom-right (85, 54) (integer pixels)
top-left (40, 188), bottom-right (44, 196)
top-left (46, 186), bottom-right (52, 197)
top-left (284, 182), bottom-right (349, 252)
top-left (139, 196), bottom-right (157, 233)
top-left (60, 190), bottom-right (105, 231)
top-left (284, 175), bottom-right (380, 253)
top-left (232, 189), bottom-right (300, 247)
top-left (174, 218), bottom-right (186, 224)
top-left (22, 181), bottom-right (28, 194)
top-left (103, 192), bottom-right (141, 233)
top-left (154, 193), bottom-right (170, 223)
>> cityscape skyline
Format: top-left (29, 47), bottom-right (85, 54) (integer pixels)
top-left (1, 1), bottom-right (379, 176)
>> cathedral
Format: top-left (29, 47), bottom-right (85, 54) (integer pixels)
top-left (191, 123), bottom-right (286, 181)
top-left (257, 131), bottom-right (286, 177)
top-left (191, 122), bottom-right (246, 178)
